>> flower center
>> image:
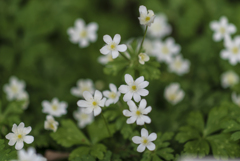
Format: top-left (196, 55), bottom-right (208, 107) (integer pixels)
top-left (142, 138), bottom-right (148, 145)
top-left (81, 113), bottom-right (89, 120)
top-left (17, 134), bottom-right (23, 139)
top-left (145, 16), bottom-right (150, 22)
top-left (174, 61), bottom-right (182, 68)
top-left (139, 53), bottom-right (146, 60)
top-left (162, 46), bottom-right (169, 54)
top-left (219, 27), bottom-right (225, 34)
top-left (110, 43), bottom-right (116, 50)
top-left (11, 86), bottom-right (18, 93)
top-left (50, 123), bottom-right (55, 130)
top-left (109, 92), bottom-right (116, 99)
top-left (80, 30), bottom-right (87, 38)
top-left (52, 105), bottom-right (58, 111)
top-left (232, 47), bottom-right (239, 54)
top-left (131, 85), bottom-right (137, 91)
top-left (169, 94), bottom-right (176, 101)
top-left (135, 110), bottom-right (141, 116)
top-left (81, 86), bottom-right (90, 93)
top-left (92, 101), bottom-right (97, 106)
top-left (227, 75), bottom-right (236, 84)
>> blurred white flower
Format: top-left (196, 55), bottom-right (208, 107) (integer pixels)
top-left (103, 83), bottom-right (121, 107)
top-left (132, 128), bottom-right (157, 152)
top-left (100, 34), bottom-right (127, 59)
top-left (123, 99), bottom-right (151, 125)
top-left (152, 38), bottom-right (181, 63)
top-left (73, 107), bottom-right (94, 128)
top-left (210, 16), bottom-right (236, 42)
top-left (138, 53), bottom-right (150, 65)
top-left (221, 36), bottom-right (240, 65)
top-left (119, 74), bottom-right (149, 102)
top-left (138, 5), bottom-right (155, 26)
top-left (98, 53), bottom-right (114, 65)
top-left (15, 147), bottom-right (46, 161)
top-left (3, 76), bottom-right (26, 101)
top-left (164, 83), bottom-right (185, 105)
top-left (147, 14), bottom-right (171, 38)
top-left (143, 39), bottom-right (154, 56)
top-left (16, 91), bottom-right (29, 110)
top-left (221, 71), bottom-right (239, 88)
top-left (71, 79), bottom-right (95, 98)
top-left (77, 90), bottom-right (106, 116)
top-left (5, 122), bottom-right (34, 150)
top-left (168, 55), bottom-right (190, 75)
top-left (44, 115), bottom-right (59, 132)
top-left (42, 98), bottom-right (68, 117)
top-left (67, 18), bottom-right (98, 48)
top-left (232, 92), bottom-right (240, 107)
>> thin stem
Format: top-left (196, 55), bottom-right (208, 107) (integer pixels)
top-left (101, 113), bottom-right (112, 137)
top-left (144, 124), bottom-right (147, 129)
top-left (120, 52), bottom-right (130, 61)
top-left (138, 26), bottom-right (148, 55)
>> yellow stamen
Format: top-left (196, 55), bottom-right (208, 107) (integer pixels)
top-left (110, 44), bottom-right (116, 50)
top-left (92, 101), bottom-right (97, 106)
top-left (145, 16), bottom-right (150, 21)
top-left (81, 113), bottom-right (88, 120)
top-left (169, 94), bottom-right (176, 101)
top-left (50, 123), bottom-right (55, 130)
top-left (17, 134), bottom-right (22, 139)
top-left (142, 138), bottom-right (148, 144)
top-left (139, 53), bottom-right (145, 60)
top-left (175, 61), bottom-right (182, 68)
top-left (136, 110), bottom-right (141, 116)
top-left (131, 85), bottom-right (137, 91)
top-left (162, 46), bottom-right (169, 54)
top-left (52, 105), bottom-right (58, 111)
top-left (219, 27), bottom-right (225, 34)
top-left (109, 92), bottom-right (116, 99)
top-left (11, 86), bottom-right (18, 93)
top-left (80, 30), bottom-right (87, 38)
top-left (232, 47), bottom-right (239, 54)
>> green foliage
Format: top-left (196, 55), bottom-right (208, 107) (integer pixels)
top-left (0, 139), bottom-right (17, 161)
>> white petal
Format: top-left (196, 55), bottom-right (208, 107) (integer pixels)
top-left (133, 93), bottom-right (141, 102)
top-left (109, 83), bottom-right (117, 92)
top-left (142, 116), bottom-right (151, 124)
top-left (137, 89), bottom-right (149, 96)
top-left (127, 100), bottom-right (137, 111)
top-left (94, 90), bottom-right (102, 101)
top-left (100, 45), bottom-right (110, 55)
top-left (139, 99), bottom-right (147, 110)
top-left (87, 22), bottom-right (98, 32)
top-left (12, 124), bottom-right (17, 133)
top-left (103, 35), bottom-right (112, 44)
top-left (139, 5), bottom-right (147, 14)
top-left (77, 100), bottom-right (89, 108)
top-left (138, 81), bottom-right (149, 89)
top-left (105, 99), bottom-right (113, 106)
top-left (93, 106), bottom-right (102, 116)
top-left (113, 34), bottom-right (121, 44)
top-left (83, 91), bottom-right (93, 101)
top-left (23, 126), bottom-right (32, 135)
top-left (127, 116), bottom-right (137, 124)
top-left (147, 142), bottom-right (156, 151)
top-left (79, 39), bottom-right (89, 48)
top-left (123, 92), bottom-right (133, 102)
top-left (142, 106), bottom-right (152, 114)
top-left (75, 19), bottom-right (85, 28)
top-left (99, 97), bottom-right (106, 107)
top-left (6, 133), bottom-right (14, 140)
top-left (141, 128), bottom-right (148, 137)
top-left (136, 117), bottom-right (145, 125)
top-left (210, 21), bottom-right (219, 30)
top-left (112, 50), bottom-right (119, 59)
top-left (213, 33), bottom-right (222, 41)
top-left (119, 85), bottom-right (129, 94)
top-left (228, 24), bottom-right (236, 33)
top-left (125, 74), bottom-right (134, 85)
top-left (137, 144), bottom-right (146, 153)
top-left (148, 133), bottom-right (157, 141)
top-left (132, 136), bottom-right (142, 144)
top-left (117, 44), bottom-right (127, 52)
top-left (103, 91), bottom-right (110, 97)
top-left (8, 139), bottom-right (16, 146)
top-left (24, 135), bottom-right (34, 144)
top-left (123, 110), bottom-right (132, 117)
top-left (15, 141), bottom-right (24, 150)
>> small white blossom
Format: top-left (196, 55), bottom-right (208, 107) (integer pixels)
top-left (132, 128), bottom-right (157, 152)
top-left (147, 14), bottom-right (171, 38)
top-left (221, 36), bottom-right (240, 65)
top-left (210, 16), bottom-right (236, 42)
top-left (119, 74), bottom-right (149, 102)
top-left (138, 5), bottom-right (155, 26)
top-left (103, 83), bottom-right (121, 106)
top-left (100, 34), bottom-right (127, 59)
top-left (71, 79), bottom-right (95, 98)
top-left (152, 38), bottom-right (181, 63)
top-left (3, 76), bottom-right (26, 101)
top-left (138, 53), bottom-right (150, 65)
top-left (67, 18), bottom-right (98, 48)
top-left (123, 99), bottom-right (151, 125)
top-left (42, 98), bottom-right (68, 117)
top-left (15, 147), bottom-right (47, 161)
top-left (221, 71), bottom-right (239, 88)
top-left (5, 122), bottom-right (34, 150)
top-left (74, 107), bottom-right (94, 128)
top-left (77, 90), bottom-right (106, 116)
top-left (44, 115), bottom-right (59, 132)
top-left (168, 55), bottom-right (190, 75)
top-left (232, 93), bottom-right (240, 107)
top-left (98, 53), bottom-right (114, 65)
top-left (164, 83), bottom-right (185, 105)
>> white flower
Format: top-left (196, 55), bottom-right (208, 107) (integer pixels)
top-left (164, 83), bottom-right (185, 105)
top-left (138, 5), bottom-right (155, 26)
top-left (98, 53), bottom-right (114, 65)
top-left (103, 83), bottom-right (121, 106)
top-left (210, 16), bottom-right (236, 42)
top-left (152, 38), bottom-right (181, 63)
top-left (15, 147), bottom-right (47, 161)
top-left (3, 76), bottom-right (26, 101)
top-left (77, 90), bottom-right (106, 116)
top-left (232, 93), bottom-right (240, 107)
top-left (123, 99), bottom-right (151, 125)
top-left (138, 53), bottom-right (150, 65)
top-left (221, 71), bottom-right (239, 88)
top-left (44, 115), bottom-right (59, 132)
top-left (143, 39), bottom-right (154, 56)
top-left (147, 14), bottom-right (171, 38)
top-left (168, 55), bottom-right (190, 75)
top-left (132, 128), bottom-right (157, 152)
top-left (119, 74), bottom-right (149, 102)
top-left (16, 91), bottom-right (29, 110)
top-left (42, 98), bottom-right (68, 117)
top-left (100, 34), bottom-right (127, 59)
top-left (73, 107), bottom-right (94, 128)
top-left (220, 36), bottom-right (240, 65)
top-left (67, 18), bottom-right (98, 48)
top-left (5, 122), bottom-right (34, 150)
top-left (71, 79), bottom-right (95, 98)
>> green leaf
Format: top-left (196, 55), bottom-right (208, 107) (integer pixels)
top-left (0, 139), bottom-right (17, 161)
top-left (183, 139), bottom-right (210, 158)
top-left (175, 126), bottom-right (200, 143)
top-left (222, 120), bottom-right (240, 133)
top-left (69, 147), bottom-right (91, 160)
top-left (90, 144), bottom-right (107, 160)
top-left (71, 155), bottom-right (96, 161)
top-left (50, 119), bottom-right (90, 147)
top-left (152, 155), bottom-right (163, 161)
top-left (187, 112), bottom-right (204, 133)
top-left (230, 131), bottom-right (240, 141)
top-left (99, 151), bottom-right (112, 161)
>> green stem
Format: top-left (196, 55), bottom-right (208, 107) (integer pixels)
top-left (144, 124), bottom-right (147, 129)
top-left (120, 52), bottom-right (130, 61)
top-left (101, 113), bottom-right (112, 137)
top-left (138, 26), bottom-right (148, 55)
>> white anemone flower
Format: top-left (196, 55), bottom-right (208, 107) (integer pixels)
top-left (15, 147), bottom-right (47, 161)
top-left (168, 55), bottom-right (190, 75)
top-left (138, 53), bottom-right (150, 65)
top-left (71, 79), bottom-right (95, 98)
top-left (42, 98), bottom-right (68, 117)
top-left (5, 122), bottom-right (34, 150)
top-left (147, 14), bottom-right (171, 38)
top-left (67, 18), bottom-right (98, 48)
top-left (77, 90), bottom-right (106, 116)
top-left (123, 99), bottom-right (152, 125)
top-left (152, 38), bottom-right (181, 63)
top-left (232, 93), bottom-right (240, 107)
top-left (73, 107), bottom-right (94, 128)
top-left (103, 83), bottom-right (121, 106)
top-left (100, 34), bottom-right (127, 59)
top-left (44, 115), bottom-right (59, 132)
top-left (3, 76), bottom-right (26, 101)
top-left (164, 83), bottom-right (185, 105)
top-left (132, 128), bottom-right (157, 152)
top-left (221, 36), bottom-right (240, 65)
top-left (98, 53), bottom-right (114, 65)
top-left (138, 5), bottom-right (155, 26)
top-left (221, 71), bottom-right (239, 88)
top-left (119, 74), bottom-right (149, 102)
top-left (210, 16), bottom-right (236, 42)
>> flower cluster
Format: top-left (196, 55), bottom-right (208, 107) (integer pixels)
top-left (15, 147), bottom-right (47, 161)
